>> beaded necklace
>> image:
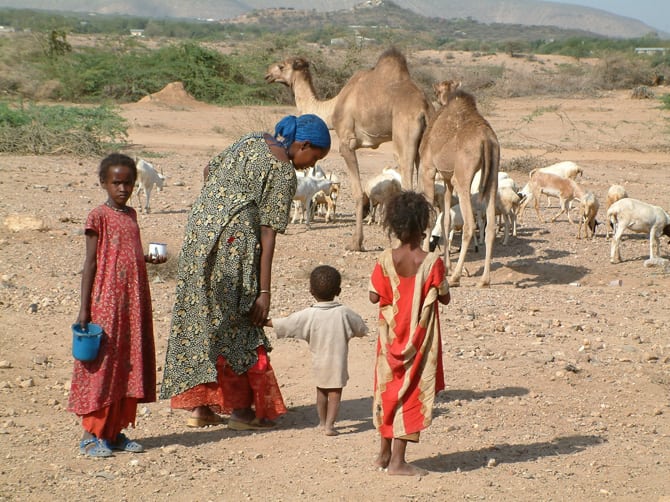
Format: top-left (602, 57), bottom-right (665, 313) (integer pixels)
top-left (105, 201), bottom-right (128, 213)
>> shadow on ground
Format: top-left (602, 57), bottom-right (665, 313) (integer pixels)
top-left (414, 435), bottom-right (604, 473)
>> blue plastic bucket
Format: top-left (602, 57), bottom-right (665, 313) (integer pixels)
top-left (71, 323), bottom-right (103, 362)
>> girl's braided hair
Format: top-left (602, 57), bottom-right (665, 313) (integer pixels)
top-left (383, 190), bottom-right (433, 244)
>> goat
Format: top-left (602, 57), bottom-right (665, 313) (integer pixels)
top-left (577, 191), bottom-right (600, 239)
top-left (311, 172), bottom-right (340, 223)
top-left (520, 161), bottom-right (583, 209)
top-left (135, 159), bottom-right (166, 213)
top-left (607, 198), bottom-right (670, 263)
top-left (429, 198), bottom-right (482, 253)
top-left (605, 184), bottom-right (628, 238)
top-left (495, 184), bottom-right (521, 244)
top-left (291, 173), bottom-right (333, 228)
top-left (520, 169), bottom-right (586, 224)
top-left (363, 167), bottom-right (402, 225)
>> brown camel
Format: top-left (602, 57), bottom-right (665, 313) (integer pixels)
top-left (420, 82), bottom-right (499, 287)
top-left (265, 48), bottom-right (432, 251)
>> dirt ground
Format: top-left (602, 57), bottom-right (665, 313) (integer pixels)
top-left (1, 51), bottom-right (669, 501)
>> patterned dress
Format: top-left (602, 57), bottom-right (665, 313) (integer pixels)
top-left (68, 205), bottom-right (156, 415)
top-left (369, 250), bottom-right (448, 440)
top-left (160, 133), bottom-right (297, 399)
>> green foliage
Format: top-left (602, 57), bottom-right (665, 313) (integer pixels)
top-left (0, 102), bottom-right (128, 155)
top-left (661, 94), bottom-right (670, 110)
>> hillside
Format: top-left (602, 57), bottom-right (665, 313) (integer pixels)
top-left (0, 0), bottom-right (663, 38)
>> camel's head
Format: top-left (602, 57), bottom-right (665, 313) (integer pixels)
top-left (265, 57), bottom-right (310, 88)
top-left (433, 80), bottom-right (462, 106)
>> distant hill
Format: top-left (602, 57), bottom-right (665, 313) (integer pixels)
top-left (0, 0), bottom-right (664, 38)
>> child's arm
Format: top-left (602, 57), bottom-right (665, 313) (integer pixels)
top-left (77, 232), bottom-right (98, 330)
top-left (438, 291), bottom-right (451, 305)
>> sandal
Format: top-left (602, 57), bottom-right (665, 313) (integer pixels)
top-left (186, 414), bottom-right (225, 428)
top-left (79, 437), bottom-right (113, 458)
top-left (105, 433), bottom-right (144, 453)
top-left (228, 417), bottom-right (277, 431)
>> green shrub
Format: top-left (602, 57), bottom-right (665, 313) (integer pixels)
top-left (0, 102), bottom-right (128, 155)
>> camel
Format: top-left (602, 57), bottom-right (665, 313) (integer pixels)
top-left (420, 81), bottom-right (499, 287)
top-left (265, 48), bottom-right (432, 251)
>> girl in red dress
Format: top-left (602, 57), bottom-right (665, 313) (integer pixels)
top-left (68, 153), bottom-right (165, 457)
top-left (369, 191), bottom-right (451, 475)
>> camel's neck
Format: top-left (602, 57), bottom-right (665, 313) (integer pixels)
top-left (291, 74), bottom-right (337, 129)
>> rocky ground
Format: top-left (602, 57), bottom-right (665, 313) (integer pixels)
top-left (0, 52), bottom-right (669, 501)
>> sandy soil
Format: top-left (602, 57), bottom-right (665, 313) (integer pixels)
top-left (1, 51), bottom-right (669, 501)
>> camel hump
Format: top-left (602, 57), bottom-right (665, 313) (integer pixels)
top-left (373, 47), bottom-right (410, 78)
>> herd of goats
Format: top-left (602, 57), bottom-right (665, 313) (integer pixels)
top-left (135, 48), bottom-right (670, 288)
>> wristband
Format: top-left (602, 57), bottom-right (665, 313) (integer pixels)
top-left (259, 290), bottom-right (271, 294)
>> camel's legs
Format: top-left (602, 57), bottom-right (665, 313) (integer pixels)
top-left (450, 183), bottom-right (475, 287)
top-left (478, 190), bottom-right (496, 288)
top-left (340, 142), bottom-right (365, 251)
top-left (393, 116), bottom-right (425, 190)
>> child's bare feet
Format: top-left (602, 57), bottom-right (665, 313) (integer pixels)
top-left (324, 426), bottom-right (339, 436)
top-left (374, 453), bottom-right (390, 469)
top-left (387, 461), bottom-right (428, 476)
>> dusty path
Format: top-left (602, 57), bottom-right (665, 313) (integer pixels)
top-left (0, 55), bottom-right (669, 501)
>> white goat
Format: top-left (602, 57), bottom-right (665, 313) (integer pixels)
top-left (430, 198), bottom-right (482, 253)
top-left (520, 169), bottom-right (586, 224)
top-left (577, 191), bottom-right (599, 239)
top-left (605, 184), bottom-right (628, 238)
top-left (291, 173), bottom-right (333, 228)
top-left (135, 159), bottom-right (166, 213)
top-left (363, 167), bottom-right (402, 225)
top-left (495, 183), bottom-right (521, 244)
top-left (607, 198), bottom-right (670, 263)
top-left (311, 172), bottom-right (340, 222)
top-left (520, 161), bottom-right (583, 209)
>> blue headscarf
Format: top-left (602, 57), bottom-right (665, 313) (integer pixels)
top-left (274, 114), bottom-right (331, 150)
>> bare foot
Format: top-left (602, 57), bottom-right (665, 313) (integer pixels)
top-left (374, 454), bottom-right (390, 470)
top-left (387, 461), bottom-right (428, 476)
top-left (324, 427), bottom-right (339, 436)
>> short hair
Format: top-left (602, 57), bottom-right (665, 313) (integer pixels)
top-left (383, 190), bottom-right (433, 243)
top-left (99, 153), bottom-right (137, 184)
top-left (310, 265), bottom-right (341, 300)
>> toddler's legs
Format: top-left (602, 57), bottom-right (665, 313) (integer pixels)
top-left (316, 387), bottom-right (342, 436)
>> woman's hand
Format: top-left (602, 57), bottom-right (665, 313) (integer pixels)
top-left (249, 292), bottom-right (271, 327)
top-left (76, 308), bottom-right (91, 331)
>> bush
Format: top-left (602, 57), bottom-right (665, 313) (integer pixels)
top-left (0, 102), bottom-right (128, 155)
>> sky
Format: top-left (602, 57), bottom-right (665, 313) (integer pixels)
top-left (553, 0), bottom-right (670, 34)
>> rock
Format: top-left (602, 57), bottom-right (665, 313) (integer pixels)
top-left (643, 257), bottom-right (668, 268)
top-left (32, 355), bottom-right (49, 365)
top-left (609, 280), bottom-right (622, 287)
top-left (19, 378), bottom-right (34, 388)
top-left (487, 458), bottom-right (498, 467)
top-left (0, 360), bottom-right (12, 369)
top-left (3, 214), bottom-right (48, 232)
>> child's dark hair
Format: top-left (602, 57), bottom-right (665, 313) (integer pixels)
top-left (99, 153), bottom-right (137, 184)
top-left (383, 190), bottom-right (433, 243)
top-left (310, 265), bottom-right (341, 301)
